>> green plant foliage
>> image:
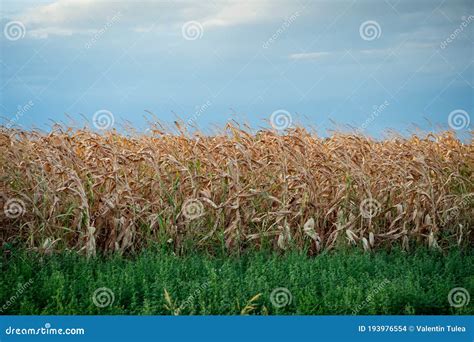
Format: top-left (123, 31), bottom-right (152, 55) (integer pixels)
top-left (1, 247), bottom-right (472, 315)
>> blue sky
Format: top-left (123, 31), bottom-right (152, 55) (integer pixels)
top-left (0, 0), bottom-right (472, 136)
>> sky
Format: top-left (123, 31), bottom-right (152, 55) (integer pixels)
top-left (0, 0), bottom-right (473, 136)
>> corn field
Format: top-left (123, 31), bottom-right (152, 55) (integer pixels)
top-left (0, 125), bottom-right (472, 256)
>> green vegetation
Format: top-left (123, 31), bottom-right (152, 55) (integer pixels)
top-left (1, 247), bottom-right (472, 315)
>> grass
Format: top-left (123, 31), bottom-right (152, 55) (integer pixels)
top-left (1, 247), bottom-right (472, 315)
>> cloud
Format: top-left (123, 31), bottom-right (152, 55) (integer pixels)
top-left (11, 0), bottom-right (287, 39)
top-left (201, 1), bottom-right (267, 28)
top-left (289, 52), bottom-right (331, 60)
top-left (17, 0), bottom-right (107, 37)
top-left (289, 40), bottom-right (439, 61)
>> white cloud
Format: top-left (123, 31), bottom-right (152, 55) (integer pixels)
top-left (12, 0), bottom-right (290, 39)
top-left (202, 1), bottom-right (266, 28)
top-left (289, 52), bottom-right (331, 60)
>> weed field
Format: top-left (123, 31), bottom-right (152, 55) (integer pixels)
top-left (1, 248), bottom-right (472, 315)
